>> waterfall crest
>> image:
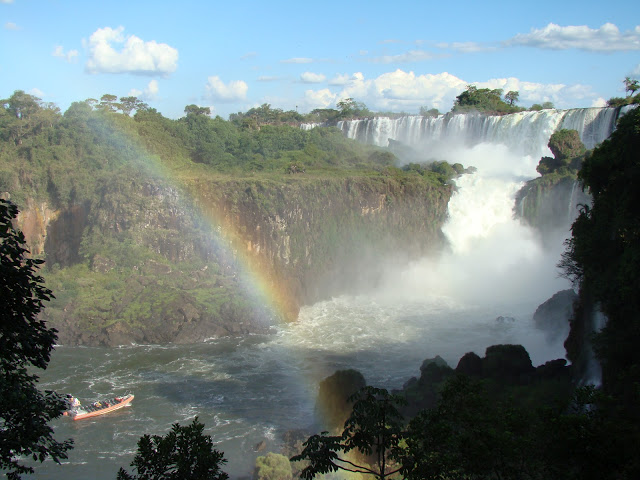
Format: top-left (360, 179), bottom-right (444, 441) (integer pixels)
top-left (335, 107), bottom-right (624, 158)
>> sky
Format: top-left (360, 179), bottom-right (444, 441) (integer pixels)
top-left (1, 0), bottom-right (639, 119)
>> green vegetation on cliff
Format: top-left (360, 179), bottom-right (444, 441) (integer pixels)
top-left (452, 85), bottom-right (525, 114)
top-left (0, 90), bottom-right (452, 345)
top-left (558, 106), bottom-right (640, 479)
top-left (516, 129), bottom-right (587, 232)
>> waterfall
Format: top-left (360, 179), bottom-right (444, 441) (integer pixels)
top-left (334, 107), bottom-right (623, 160)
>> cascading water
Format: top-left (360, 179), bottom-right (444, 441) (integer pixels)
top-left (336, 107), bottom-right (624, 157)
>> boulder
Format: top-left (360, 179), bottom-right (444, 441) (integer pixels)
top-left (534, 289), bottom-right (577, 342)
top-left (315, 369), bottom-right (366, 432)
top-left (456, 351), bottom-right (483, 377)
top-left (482, 344), bottom-right (535, 383)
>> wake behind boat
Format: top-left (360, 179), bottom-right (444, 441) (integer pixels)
top-left (64, 393), bottom-right (134, 420)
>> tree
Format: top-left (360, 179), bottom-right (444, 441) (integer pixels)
top-left (452, 85), bottom-right (521, 114)
top-left (559, 107), bottom-right (640, 478)
top-left (0, 199), bottom-right (73, 479)
top-left (98, 94), bottom-right (119, 112)
top-left (336, 98), bottom-right (370, 119)
top-left (405, 374), bottom-right (545, 480)
top-left (536, 129), bottom-right (586, 175)
top-left (419, 106), bottom-right (439, 117)
top-left (505, 90), bottom-right (519, 106)
top-left (117, 417), bottom-right (228, 480)
top-left (291, 387), bottom-right (407, 480)
top-left (119, 96), bottom-right (148, 116)
top-left (184, 104), bottom-right (211, 117)
top-left (0, 90), bottom-right (44, 144)
top-left (254, 453), bottom-right (292, 480)
top-left (624, 77), bottom-right (639, 97)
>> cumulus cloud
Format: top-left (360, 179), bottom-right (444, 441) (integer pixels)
top-left (128, 79), bottom-right (159, 100)
top-left (85, 26), bottom-right (178, 75)
top-left (29, 88), bottom-right (45, 97)
top-left (205, 76), bottom-right (248, 102)
top-left (300, 72), bottom-right (326, 83)
top-left (4, 22), bottom-right (19, 30)
top-left (301, 70), bottom-right (602, 113)
top-left (281, 57), bottom-right (313, 64)
top-left (507, 23), bottom-right (640, 52)
top-left (329, 73), bottom-right (352, 86)
top-left (591, 97), bottom-right (607, 107)
top-left (372, 50), bottom-right (436, 64)
top-left (52, 45), bottom-right (79, 62)
top-left (302, 88), bottom-right (338, 110)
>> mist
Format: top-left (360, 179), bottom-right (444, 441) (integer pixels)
top-left (377, 142), bottom-right (570, 305)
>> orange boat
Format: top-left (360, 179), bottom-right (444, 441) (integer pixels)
top-left (65, 394), bottom-right (134, 420)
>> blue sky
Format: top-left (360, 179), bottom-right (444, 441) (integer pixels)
top-left (1, 0), bottom-right (639, 119)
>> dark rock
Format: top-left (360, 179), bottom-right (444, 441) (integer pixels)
top-left (456, 352), bottom-right (483, 376)
top-left (534, 289), bottom-right (577, 342)
top-left (254, 440), bottom-right (266, 452)
top-left (315, 369), bottom-right (366, 432)
top-left (419, 356), bottom-right (452, 384)
top-left (496, 315), bottom-right (515, 323)
top-left (402, 376), bottom-right (418, 390)
top-left (535, 359), bottom-right (571, 381)
top-left (482, 344), bottom-right (535, 383)
top-left (419, 355), bottom-right (448, 373)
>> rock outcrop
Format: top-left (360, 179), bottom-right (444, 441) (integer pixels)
top-left (15, 175), bottom-right (450, 346)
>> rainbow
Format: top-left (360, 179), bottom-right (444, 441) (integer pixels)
top-left (95, 113), bottom-right (300, 326)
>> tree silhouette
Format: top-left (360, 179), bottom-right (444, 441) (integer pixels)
top-left (292, 386), bottom-right (407, 480)
top-left (0, 199), bottom-right (73, 479)
top-left (117, 417), bottom-right (228, 480)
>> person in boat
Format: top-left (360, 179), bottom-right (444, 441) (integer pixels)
top-left (65, 394), bottom-right (81, 409)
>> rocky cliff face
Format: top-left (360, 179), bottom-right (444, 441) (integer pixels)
top-left (515, 174), bottom-right (590, 245)
top-left (15, 175), bottom-right (451, 346)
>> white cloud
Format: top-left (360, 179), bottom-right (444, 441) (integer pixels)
top-left (204, 76), bottom-right (248, 102)
top-left (301, 70), bottom-right (602, 113)
top-left (29, 88), bottom-right (45, 98)
top-left (85, 26), bottom-right (178, 75)
top-left (372, 50), bottom-right (435, 64)
top-left (52, 45), bottom-right (79, 63)
top-left (1, 0), bottom-right (15, 4)
top-left (128, 80), bottom-right (159, 100)
top-left (300, 72), bottom-right (326, 83)
top-left (591, 97), bottom-right (607, 107)
top-left (436, 41), bottom-right (496, 53)
top-left (339, 70), bottom-right (466, 111)
top-left (474, 77), bottom-right (597, 108)
top-left (302, 88), bottom-right (338, 110)
top-left (240, 52), bottom-right (257, 60)
top-left (257, 75), bottom-right (281, 82)
top-left (507, 23), bottom-right (640, 52)
top-left (632, 64), bottom-right (640, 76)
top-left (281, 57), bottom-right (313, 64)
top-left (329, 73), bottom-right (352, 86)
top-left (4, 22), bottom-right (19, 30)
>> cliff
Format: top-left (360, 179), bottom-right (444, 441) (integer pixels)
top-left (14, 173), bottom-right (450, 346)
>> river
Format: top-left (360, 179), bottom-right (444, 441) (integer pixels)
top-left (35, 293), bottom-right (564, 479)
